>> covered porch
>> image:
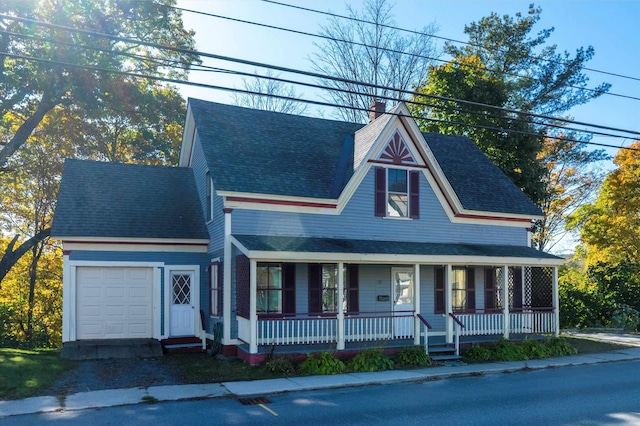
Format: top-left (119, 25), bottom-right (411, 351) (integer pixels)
top-left (226, 235), bottom-right (564, 359)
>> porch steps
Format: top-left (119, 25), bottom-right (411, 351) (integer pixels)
top-left (428, 344), bottom-right (462, 362)
top-left (160, 337), bottom-right (203, 354)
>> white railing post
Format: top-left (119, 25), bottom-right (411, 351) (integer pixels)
top-left (454, 321), bottom-right (460, 356)
top-left (337, 262), bottom-right (345, 350)
top-left (249, 259), bottom-right (258, 354)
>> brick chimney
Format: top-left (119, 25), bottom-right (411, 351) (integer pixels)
top-left (368, 99), bottom-right (386, 122)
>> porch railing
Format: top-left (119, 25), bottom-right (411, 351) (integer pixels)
top-left (344, 311), bottom-right (414, 342)
top-left (257, 315), bottom-right (337, 346)
top-left (456, 309), bottom-right (555, 336)
top-left (255, 311), bottom-right (414, 346)
top-left (509, 308), bottom-right (556, 334)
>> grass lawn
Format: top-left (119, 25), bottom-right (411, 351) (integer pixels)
top-left (0, 348), bottom-right (73, 400)
top-left (563, 336), bottom-right (631, 354)
top-left (162, 353), bottom-right (278, 384)
top-left (0, 337), bottom-right (634, 401)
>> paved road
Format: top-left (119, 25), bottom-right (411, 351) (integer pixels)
top-left (3, 359), bottom-right (640, 425)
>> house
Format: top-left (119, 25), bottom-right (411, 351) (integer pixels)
top-left (52, 99), bottom-right (563, 363)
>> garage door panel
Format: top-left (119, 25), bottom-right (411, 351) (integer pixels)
top-left (77, 267), bottom-right (153, 340)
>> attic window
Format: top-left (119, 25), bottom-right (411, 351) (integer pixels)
top-left (375, 167), bottom-right (419, 219)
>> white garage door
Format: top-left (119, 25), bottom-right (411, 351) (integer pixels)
top-left (76, 267), bottom-right (153, 340)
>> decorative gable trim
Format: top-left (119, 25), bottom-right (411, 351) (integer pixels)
top-left (378, 131), bottom-right (417, 165)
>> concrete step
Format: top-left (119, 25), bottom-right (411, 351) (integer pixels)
top-left (161, 337), bottom-right (203, 354)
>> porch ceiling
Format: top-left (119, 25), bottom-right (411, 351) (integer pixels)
top-left (231, 234), bottom-right (564, 266)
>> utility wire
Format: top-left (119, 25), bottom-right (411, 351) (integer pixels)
top-left (1, 14), bottom-right (638, 140)
top-left (172, 4), bottom-right (634, 103)
top-left (261, 0), bottom-right (640, 83)
top-left (2, 27), bottom-right (629, 141)
top-left (3, 50), bottom-right (639, 153)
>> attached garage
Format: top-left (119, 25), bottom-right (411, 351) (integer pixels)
top-left (76, 267), bottom-right (153, 340)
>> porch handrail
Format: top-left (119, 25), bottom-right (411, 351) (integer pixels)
top-left (448, 312), bottom-right (465, 356)
top-left (416, 313), bottom-right (432, 329)
top-left (448, 312), bottom-right (465, 329)
top-left (417, 313), bottom-right (432, 356)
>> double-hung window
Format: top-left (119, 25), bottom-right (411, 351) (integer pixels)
top-left (209, 261), bottom-right (221, 317)
top-left (257, 263), bottom-right (282, 314)
top-left (375, 167), bottom-right (419, 219)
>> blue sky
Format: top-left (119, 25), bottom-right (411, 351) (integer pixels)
top-left (176, 0), bottom-right (640, 160)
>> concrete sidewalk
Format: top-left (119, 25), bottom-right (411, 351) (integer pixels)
top-left (3, 345), bottom-right (640, 419)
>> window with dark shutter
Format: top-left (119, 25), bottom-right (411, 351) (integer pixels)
top-left (409, 170), bottom-right (420, 219)
top-left (308, 263), bottom-right (321, 314)
top-left (374, 167), bottom-right (386, 217)
top-left (435, 267), bottom-right (445, 314)
top-left (236, 255), bottom-right (250, 319)
top-left (466, 267), bottom-right (476, 311)
top-left (346, 264), bottom-right (359, 313)
top-left (283, 263), bottom-right (296, 315)
top-left (485, 267), bottom-right (496, 311)
top-left (209, 261), bottom-right (222, 317)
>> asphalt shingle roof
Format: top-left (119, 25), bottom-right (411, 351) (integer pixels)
top-left (52, 160), bottom-right (209, 240)
top-left (233, 234), bottom-right (562, 260)
top-left (189, 99), bottom-right (541, 216)
top-left (189, 98), bottom-right (362, 199)
top-left (423, 133), bottom-right (543, 216)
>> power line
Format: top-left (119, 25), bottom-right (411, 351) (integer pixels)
top-left (262, 0), bottom-right (640, 83)
top-left (2, 26), bottom-right (626, 141)
top-left (1, 14), bottom-right (638, 140)
top-left (172, 4), bottom-right (635, 104)
top-left (3, 50), bottom-right (639, 153)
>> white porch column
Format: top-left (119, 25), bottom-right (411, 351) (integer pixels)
top-left (502, 265), bottom-right (510, 339)
top-left (413, 263), bottom-right (421, 346)
top-left (222, 208), bottom-right (233, 346)
top-left (553, 266), bottom-right (560, 336)
top-left (446, 264), bottom-right (453, 343)
top-left (337, 262), bottom-right (345, 350)
top-left (249, 259), bottom-right (258, 354)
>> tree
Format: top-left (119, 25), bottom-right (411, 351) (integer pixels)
top-left (410, 55), bottom-right (546, 203)
top-left (232, 70), bottom-right (308, 115)
top-left (569, 141), bottom-right (640, 265)
top-left (533, 136), bottom-right (609, 251)
top-left (310, 0), bottom-right (439, 123)
top-left (0, 0), bottom-right (198, 283)
top-left (411, 4), bottom-right (610, 243)
top-left (0, 0), bottom-right (198, 168)
top-left (445, 4), bottom-right (609, 116)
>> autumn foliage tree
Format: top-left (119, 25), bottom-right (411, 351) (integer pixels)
top-left (0, 0), bottom-right (198, 287)
top-left (569, 141), bottom-right (640, 265)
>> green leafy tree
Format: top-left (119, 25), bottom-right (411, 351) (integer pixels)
top-left (411, 5), bottom-right (609, 241)
top-left (410, 55), bottom-right (545, 203)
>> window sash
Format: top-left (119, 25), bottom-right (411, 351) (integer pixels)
top-left (209, 261), bottom-right (222, 317)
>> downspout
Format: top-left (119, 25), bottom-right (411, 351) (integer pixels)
top-left (413, 263), bottom-right (421, 346)
top-left (446, 264), bottom-right (453, 343)
top-left (222, 208), bottom-right (233, 347)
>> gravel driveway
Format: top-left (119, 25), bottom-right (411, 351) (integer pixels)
top-left (49, 357), bottom-right (187, 396)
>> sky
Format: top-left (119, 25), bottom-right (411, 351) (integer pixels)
top-left (174, 0), bottom-right (640, 252)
